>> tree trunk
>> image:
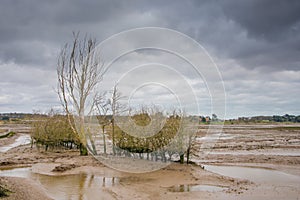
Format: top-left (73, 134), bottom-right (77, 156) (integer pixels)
top-left (102, 126), bottom-right (107, 154)
top-left (186, 147), bottom-right (190, 164)
top-left (112, 118), bottom-right (115, 155)
top-left (180, 154), bottom-right (184, 164)
top-left (79, 143), bottom-right (88, 156)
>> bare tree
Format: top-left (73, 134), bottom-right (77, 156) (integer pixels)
top-left (109, 84), bottom-right (126, 155)
top-left (57, 32), bottom-right (106, 155)
top-left (186, 125), bottom-right (197, 164)
top-left (94, 93), bottom-right (110, 155)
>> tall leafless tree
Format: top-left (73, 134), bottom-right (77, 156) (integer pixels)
top-left (57, 32), bottom-right (106, 155)
top-left (94, 93), bottom-right (110, 155)
top-left (109, 84), bottom-right (126, 155)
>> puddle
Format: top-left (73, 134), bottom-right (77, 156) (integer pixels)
top-left (0, 134), bottom-right (31, 152)
top-left (203, 165), bottom-right (300, 186)
top-left (168, 184), bottom-right (225, 192)
top-left (0, 167), bottom-right (32, 178)
top-left (0, 167), bottom-right (119, 200)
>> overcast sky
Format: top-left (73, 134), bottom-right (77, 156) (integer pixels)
top-left (0, 0), bottom-right (299, 118)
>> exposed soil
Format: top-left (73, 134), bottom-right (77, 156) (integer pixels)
top-left (0, 176), bottom-right (52, 200)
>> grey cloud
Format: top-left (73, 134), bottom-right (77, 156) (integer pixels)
top-left (218, 0), bottom-right (300, 71)
top-left (1, 0), bottom-right (299, 71)
top-left (0, 0), bottom-right (299, 117)
top-left (149, 0), bottom-right (300, 71)
top-left (220, 0), bottom-right (300, 40)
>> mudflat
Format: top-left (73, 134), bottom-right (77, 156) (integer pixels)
top-left (0, 123), bottom-right (299, 199)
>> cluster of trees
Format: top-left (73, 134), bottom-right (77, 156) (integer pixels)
top-left (272, 114), bottom-right (300, 123)
top-left (198, 114), bottom-right (219, 123)
top-left (31, 33), bottom-right (197, 164)
top-left (31, 110), bottom-right (196, 164)
top-left (110, 113), bottom-right (195, 164)
top-left (31, 112), bottom-right (79, 151)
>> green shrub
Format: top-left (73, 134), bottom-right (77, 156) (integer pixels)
top-left (0, 185), bottom-right (11, 197)
top-left (0, 131), bottom-right (15, 139)
top-left (31, 115), bottom-right (79, 151)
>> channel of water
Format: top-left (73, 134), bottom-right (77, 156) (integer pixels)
top-left (0, 134), bottom-right (31, 152)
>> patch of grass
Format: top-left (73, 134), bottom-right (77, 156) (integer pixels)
top-left (0, 131), bottom-right (16, 139)
top-left (0, 185), bottom-right (11, 197)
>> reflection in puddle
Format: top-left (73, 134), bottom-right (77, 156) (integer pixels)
top-left (0, 167), bottom-right (31, 178)
top-left (0, 167), bottom-right (119, 200)
top-left (0, 134), bottom-right (31, 152)
top-left (169, 184), bottom-right (225, 192)
top-left (203, 165), bottom-right (300, 185)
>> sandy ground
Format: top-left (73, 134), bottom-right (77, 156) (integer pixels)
top-left (0, 123), bottom-right (299, 199)
top-left (0, 146), bottom-right (248, 200)
top-left (0, 176), bottom-right (52, 200)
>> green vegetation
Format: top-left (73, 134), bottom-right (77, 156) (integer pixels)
top-left (0, 131), bottom-right (16, 139)
top-left (131, 113), bottom-right (151, 126)
top-left (272, 114), bottom-right (300, 123)
top-left (110, 113), bottom-right (195, 164)
top-left (31, 115), bottom-right (79, 151)
top-left (0, 185), bottom-right (11, 197)
top-left (226, 114), bottom-right (300, 124)
top-left (114, 116), bottom-right (178, 153)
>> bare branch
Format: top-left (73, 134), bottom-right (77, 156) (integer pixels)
top-left (56, 32), bottom-right (105, 155)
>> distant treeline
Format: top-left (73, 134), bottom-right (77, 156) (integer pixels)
top-left (1, 112), bottom-right (299, 123)
top-left (0, 113), bottom-right (47, 120)
top-left (235, 114), bottom-right (300, 123)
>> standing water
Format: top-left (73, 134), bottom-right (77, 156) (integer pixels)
top-left (0, 167), bottom-right (119, 200)
top-left (203, 165), bottom-right (300, 186)
top-left (0, 134), bottom-right (31, 152)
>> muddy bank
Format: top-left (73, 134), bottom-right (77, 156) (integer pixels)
top-left (0, 145), bottom-right (251, 200)
top-left (0, 176), bottom-right (52, 200)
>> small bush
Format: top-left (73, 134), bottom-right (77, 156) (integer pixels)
top-left (0, 185), bottom-right (11, 197)
top-left (7, 131), bottom-right (15, 137)
top-left (0, 131), bottom-right (15, 139)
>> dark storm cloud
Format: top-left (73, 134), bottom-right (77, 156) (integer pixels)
top-left (220, 0), bottom-right (300, 40)
top-left (1, 0), bottom-right (299, 70)
top-left (126, 0), bottom-right (300, 71)
top-left (218, 0), bottom-right (300, 71)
